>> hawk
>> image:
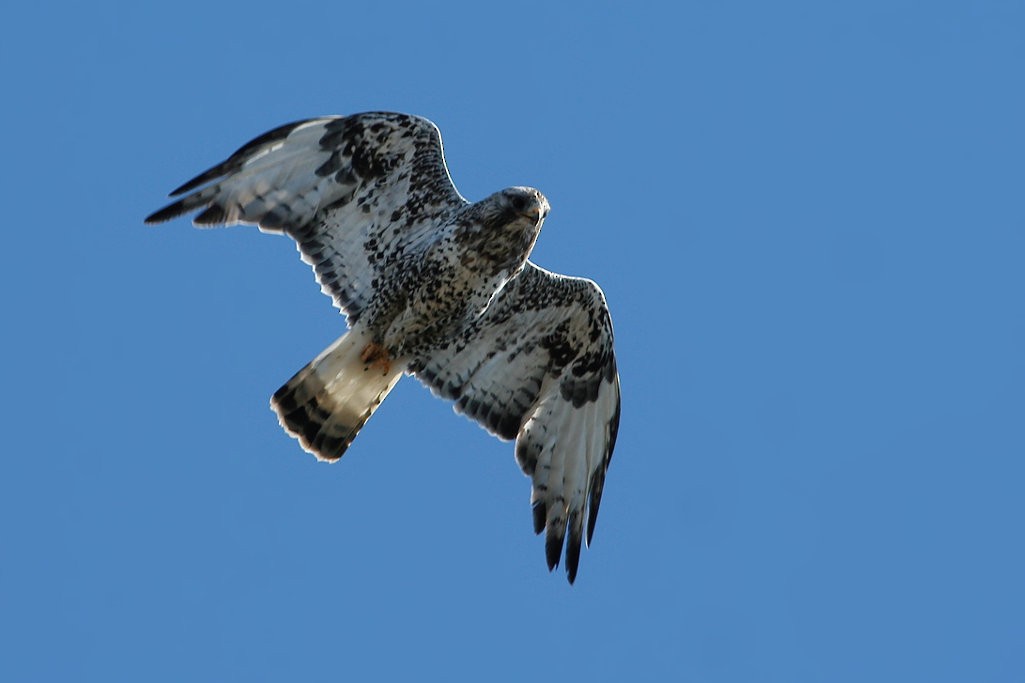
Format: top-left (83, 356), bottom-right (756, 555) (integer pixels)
top-left (146, 112), bottom-right (620, 583)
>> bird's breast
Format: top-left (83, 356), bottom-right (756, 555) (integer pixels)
top-left (381, 244), bottom-right (510, 356)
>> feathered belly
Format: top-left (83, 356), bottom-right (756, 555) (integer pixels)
top-left (380, 263), bottom-right (508, 358)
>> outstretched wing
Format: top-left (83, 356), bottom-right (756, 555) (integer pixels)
top-left (145, 112), bottom-right (466, 322)
top-left (412, 262), bottom-right (621, 583)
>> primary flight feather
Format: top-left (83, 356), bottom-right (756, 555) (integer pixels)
top-left (146, 112), bottom-right (621, 583)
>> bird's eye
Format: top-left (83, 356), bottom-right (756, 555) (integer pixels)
top-left (510, 194), bottom-right (528, 212)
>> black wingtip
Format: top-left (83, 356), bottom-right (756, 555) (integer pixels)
top-left (590, 481), bottom-right (602, 545)
top-left (169, 165), bottom-right (225, 197)
top-left (144, 200), bottom-right (188, 225)
top-left (544, 529), bottom-right (564, 572)
top-left (586, 469), bottom-right (607, 547)
top-left (171, 178), bottom-right (204, 197)
top-left (565, 516), bottom-right (582, 584)
top-left (532, 501), bottom-right (547, 535)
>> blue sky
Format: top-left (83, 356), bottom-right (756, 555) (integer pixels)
top-left (3, 1), bottom-right (1023, 680)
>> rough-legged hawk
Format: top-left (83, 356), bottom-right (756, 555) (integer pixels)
top-left (146, 112), bottom-right (620, 583)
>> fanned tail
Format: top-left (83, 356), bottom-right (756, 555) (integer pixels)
top-left (270, 328), bottom-right (404, 461)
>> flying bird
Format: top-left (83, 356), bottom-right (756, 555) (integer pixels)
top-left (146, 112), bottom-right (620, 583)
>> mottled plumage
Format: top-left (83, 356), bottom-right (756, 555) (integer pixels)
top-left (146, 112), bottom-right (620, 583)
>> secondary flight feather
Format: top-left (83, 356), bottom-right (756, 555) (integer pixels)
top-left (146, 112), bottom-right (621, 583)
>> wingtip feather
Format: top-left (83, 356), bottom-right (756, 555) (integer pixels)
top-left (170, 169), bottom-right (219, 197)
top-left (193, 204), bottom-right (228, 226)
top-left (565, 512), bottom-right (583, 584)
top-left (545, 527), bottom-right (565, 572)
top-left (532, 500), bottom-right (547, 535)
top-left (144, 200), bottom-right (189, 225)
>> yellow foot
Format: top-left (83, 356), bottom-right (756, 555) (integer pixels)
top-left (360, 342), bottom-right (392, 375)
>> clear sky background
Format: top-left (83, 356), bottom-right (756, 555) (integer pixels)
top-left (3, 1), bottom-right (1023, 681)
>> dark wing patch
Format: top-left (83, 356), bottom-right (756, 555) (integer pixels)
top-left (412, 262), bottom-right (620, 583)
top-left (146, 112), bottom-right (467, 321)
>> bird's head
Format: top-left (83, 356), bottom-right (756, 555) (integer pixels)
top-left (467, 186), bottom-right (550, 272)
top-left (497, 186), bottom-right (550, 227)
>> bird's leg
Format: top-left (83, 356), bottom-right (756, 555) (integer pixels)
top-left (360, 342), bottom-right (392, 375)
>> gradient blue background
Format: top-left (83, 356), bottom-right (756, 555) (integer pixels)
top-left (3, 2), bottom-right (1023, 680)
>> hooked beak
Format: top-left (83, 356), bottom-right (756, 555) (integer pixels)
top-left (522, 197), bottom-right (550, 224)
